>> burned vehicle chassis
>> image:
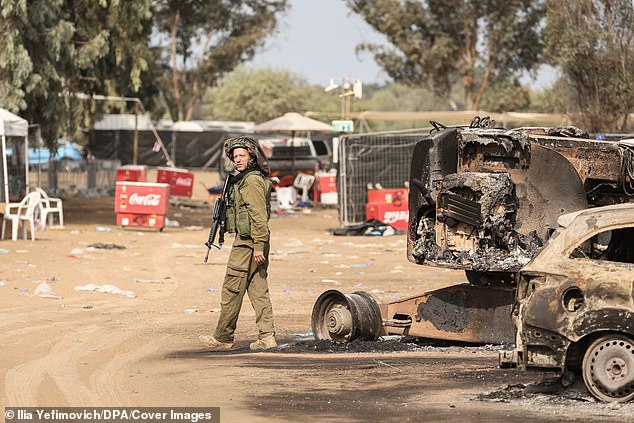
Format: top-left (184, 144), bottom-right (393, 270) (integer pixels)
top-left (312, 126), bottom-right (633, 346)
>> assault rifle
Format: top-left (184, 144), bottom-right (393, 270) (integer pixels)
top-left (203, 175), bottom-right (232, 263)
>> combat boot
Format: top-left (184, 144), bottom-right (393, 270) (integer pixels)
top-left (249, 335), bottom-right (277, 350)
top-left (199, 335), bottom-right (233, 351)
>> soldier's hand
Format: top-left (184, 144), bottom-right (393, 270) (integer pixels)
top-left (254, 251), bottom-right (266, 266)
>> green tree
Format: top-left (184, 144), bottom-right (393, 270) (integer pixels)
top-left (546, 0), bottom-right (634, 132)
top-left (0, 0), bottom-right (153, 148)
top-left (480, 78), bottom-right (531, 112)
top-left (345, 0), bottom-right (545, 110)
top-left (153, 0), bottom-right (288, 122)
top-left (204, 68), bottom-right (335, 122)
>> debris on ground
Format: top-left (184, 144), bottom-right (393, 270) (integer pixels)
top-left (34, 281), bottom-right (62, 299)
top-left (74, 283), bottom-right (136, 298)
top-left (331, 219), bottom-right (404, 236)
top-left (88, 243), bottom-right (126, 250)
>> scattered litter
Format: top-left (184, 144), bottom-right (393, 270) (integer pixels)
top-left (284, 240), bottom-right (305, 247)
top-left (48, 275), bottom-right (57, 281)
top-left (82, 305), bottom-right (93, 309)
top-left (309, 268), bottom-right (317, 273)
top-left (321, 253), bottom-right (341, 257)
top-left (136, 232), bottom-right (145, 236)
top-left (0, 248), bottom-right (9, 254)
top-left (370, 289), bottom-right (385, 294)
top-left (294, 331), bottom-right (313, 338)
top-left (34, 282), bottom-right (63, 299)
top-left (320, 279), bottom-right (339, 284)
top-left (173, 212), bottom-right (183, 218)
top-left (18, 288), bottom-right (29, 297)
top-left (27, 263), bottom-right (36, 268)
top-left (75, 284), bottom-right (136, 298)
top-left (88, 243), bottom-right (126, 250)
top-left (170, 243), bottom-right (200, 249)
top-left (134, 278), bottom-right (164, 284)
top-left (207, 288), bottom-right (218, 293)
top-left (70, 230), bottom-right (80, 235)
top-left (354, 283), bottom-right (364, 287)
top-left (282, 289), bottom-right (295, 294)
top-left (66, 255), bottom-right (80, 259)
top-left (95, 226), bottom-right (112, 232)
top-left (424, 273), bottom-right (441, 277)
top-left (123, 267), bottom-right (131, 271)
top-left (335, 272), bottom-right (342, 276)
top-left (332, 219), bottom-right (404, 236)
top-left (165, 218), bottom-right (180, 228)
top-left (391, 295), bottom-right (403, 300)
top-left (335, 262), bottom-right (374, 269)
top-left (16, 250), bottom-right (28, 254)
top-left (184, 226), bottom-right (204, 231)
top-left (0, 281), bottom-right (6, 287)
top-left (184, 308), bottom-right (199, 314)
top-left (70, 248), bottom-right (84, 255)
top-left (391, 269), bottom-right (403, 274)
top-left (208, 308), bottom-right (221, 313)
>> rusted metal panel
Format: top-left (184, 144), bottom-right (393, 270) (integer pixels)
top-left (382, 284), bottom-right (516, 344)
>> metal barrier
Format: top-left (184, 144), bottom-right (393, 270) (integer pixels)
top-left (338, 130), bottom-right (429, 226)
top-left (29, 160), bottom-right (120, 194)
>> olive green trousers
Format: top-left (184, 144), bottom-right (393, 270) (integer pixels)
top-left (213, 243), bottom-right (275, 343)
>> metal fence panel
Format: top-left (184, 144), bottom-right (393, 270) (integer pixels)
top-left (339, 130), bottom-right (430, 226)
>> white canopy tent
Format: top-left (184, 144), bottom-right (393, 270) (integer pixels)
top-left (0, 108), bottom-right (29, 204)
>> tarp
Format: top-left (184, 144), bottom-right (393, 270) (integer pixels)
top-left (0, 108), bottom-right (28, 137)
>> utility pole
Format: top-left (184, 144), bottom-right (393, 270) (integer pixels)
top-left (133, 101), bottom-right (139, 165)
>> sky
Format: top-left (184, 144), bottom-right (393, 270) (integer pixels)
top-left (250, 0), bottom-right (557, 89)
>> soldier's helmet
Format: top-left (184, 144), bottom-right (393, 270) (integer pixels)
top-left (224, 136), bottom-right (270, 176)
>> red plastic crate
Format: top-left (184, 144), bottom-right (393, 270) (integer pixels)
top-left (156, 167), bottom-right (194, 197)
top-left (116, 165), bottom-right (147, 182)
top-left (313, 173), bottom-right (337, 203)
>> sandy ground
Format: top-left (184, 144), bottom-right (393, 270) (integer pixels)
top-left (1, 197), bottom-right (632, 423)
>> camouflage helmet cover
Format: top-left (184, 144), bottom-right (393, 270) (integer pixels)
top-left (224, 136), bottom-right (270, 176)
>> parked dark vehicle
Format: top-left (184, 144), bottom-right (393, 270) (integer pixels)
top-left (501, 203), bottom-right (634, 402)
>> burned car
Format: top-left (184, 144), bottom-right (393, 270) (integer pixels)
top-left (312, 125), bottom-right (634, 346)
top-left (502, 203), bottom-right (634, 402)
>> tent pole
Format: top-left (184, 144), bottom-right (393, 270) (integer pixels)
top-left (2, 134), bottom-right (8, 203)
top-left (24, 134), bottom-right (29, 193)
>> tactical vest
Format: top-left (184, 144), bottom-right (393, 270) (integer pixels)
top-left (226, 171), bottom-right (272, 237)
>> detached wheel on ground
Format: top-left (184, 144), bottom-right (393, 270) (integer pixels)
top-left (582, 334), bottom-right (634, 402)
top-left (311, 290), bottom-right (382, 342)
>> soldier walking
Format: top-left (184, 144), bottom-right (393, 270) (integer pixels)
top-left (200, 137), bottom-right (276, 351)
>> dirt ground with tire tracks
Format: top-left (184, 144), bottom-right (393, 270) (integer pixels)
top-left (1, 197), bottom-right (632, 422)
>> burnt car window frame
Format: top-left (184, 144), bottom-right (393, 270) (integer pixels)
top-left (567, 225), bottom-right (634, 266)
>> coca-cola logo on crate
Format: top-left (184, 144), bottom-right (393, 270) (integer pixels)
top-left (129, 193), bottom-right (161, 206)
top-left (175, 177), bottom-right (193, 186)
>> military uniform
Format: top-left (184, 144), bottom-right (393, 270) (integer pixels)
top-left (212, 167), bottom-right (275, 345)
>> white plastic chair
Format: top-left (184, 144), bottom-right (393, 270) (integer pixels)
top-left (293, 173), bottom-right (315, 203)
top-left (36, 187), bottom-right (64, 228)
top-left (1, 191), bottom-right (42, 241)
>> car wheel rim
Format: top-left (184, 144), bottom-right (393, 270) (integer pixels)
top-left (582, 335), bottom-right (634, 402)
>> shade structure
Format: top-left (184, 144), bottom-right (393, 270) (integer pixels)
top-left (253, 112), bottom-right (333, 133)
top-left (0, 108), bottom-right (28, 137)
top-left (0, 108), bottom-right (29, 204)
top-left (253, 113), bottom-right (333, 176)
